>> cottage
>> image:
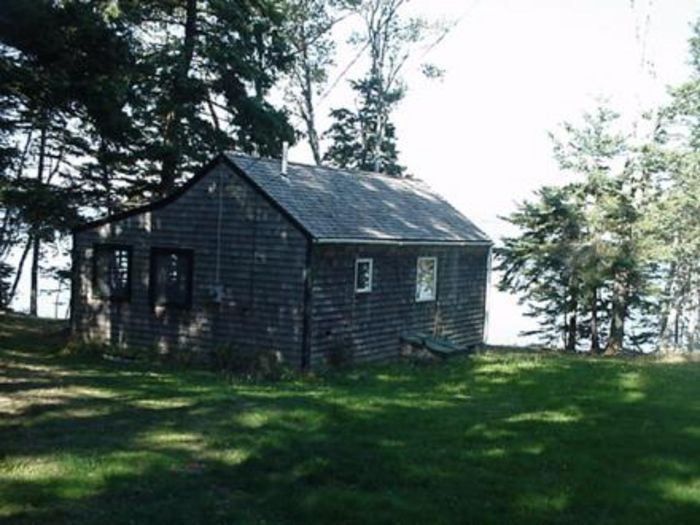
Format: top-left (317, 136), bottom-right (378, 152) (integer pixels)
top-left (71, 152), bottom-right (492, 368)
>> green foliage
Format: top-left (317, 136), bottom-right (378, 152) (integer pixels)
top-left (0, 0), bottom-right (137, 312)
top-left (117, 0), bottom-right (296, 196)
top-left (644, 20), bottom-right (700, 351)
top-left (1, 179), bottom-right (81, 240)
top-left (500, 20), bottom-right (700, 355)
top-left (324, 0), bottom-right (450, 176)
top-left (325, 336), bottom-right (355, 368)
top-left (499, 103), bottom-right (675, 352)
top-left (497, 184), bottom-right (588, 348)
top-left (0, 0), bottom-right (448, 314)
top-left (324, 76), bottom-right (405, 175)
top-left (500, 106), bottom-right (644, 352)
top-left (214, 342), bottom-right (288, 381)
top-left (0, 0), bottom-right (300, 312)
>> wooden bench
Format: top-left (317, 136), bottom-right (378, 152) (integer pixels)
top-left (400, 332), bottom-right (467, 358)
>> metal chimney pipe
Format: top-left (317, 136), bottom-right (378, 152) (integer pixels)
top-left (281, 141), bottom-right (289, 176)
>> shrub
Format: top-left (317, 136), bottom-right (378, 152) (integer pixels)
top-left (326, 338), bottom-right (354, 368)
top-left (63, 339), bottom-right (157, 363)
top-left (214, 343), bottom-right (287, 381)
top-left (62, 339), bottom-right (109, 357)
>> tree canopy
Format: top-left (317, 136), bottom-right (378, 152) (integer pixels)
top-left (497, 22), bottom-right (700, 353)
top-left (0, 0), bottom-right (452, 314)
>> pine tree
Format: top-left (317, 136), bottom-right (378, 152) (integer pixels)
top-left (324, 77), bottom-right (405, 175)
top-left (498, 106), bottom-right (659, 353)
top-left (118, 0), bottom-right (296, 197)
top-left (324, 0), bottom-right (451, 176)
top-left (654, 18), bottom-right (700, 350)
top-left (0, 0), bottom-right (133, 314)
top-left (497, 184), bottom-right (587, 349)
top-left (0, 0), bottom-right (300, 313)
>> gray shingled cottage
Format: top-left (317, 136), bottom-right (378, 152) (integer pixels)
top-left (71, 152), bottom-right (492, 368)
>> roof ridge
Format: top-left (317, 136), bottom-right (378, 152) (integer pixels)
top-left (225, 150), bottom-right (420, 183)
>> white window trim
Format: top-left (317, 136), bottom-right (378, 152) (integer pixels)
top-left (415, 256), bottom-right (438, 302)
top-left (355, 258), bottom-right (373, 293)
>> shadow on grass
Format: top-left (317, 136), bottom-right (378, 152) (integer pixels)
top-left (1, 318), bottom-right (699, 524)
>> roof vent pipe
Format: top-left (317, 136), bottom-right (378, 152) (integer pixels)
top-left (281, 141), bottom-right (289, 177)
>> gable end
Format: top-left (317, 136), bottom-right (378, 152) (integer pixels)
top-left (72, 154), bottom-right (314, 242)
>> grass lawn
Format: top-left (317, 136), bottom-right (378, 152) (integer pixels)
top-left (1, 315), bottom-right (699, 524)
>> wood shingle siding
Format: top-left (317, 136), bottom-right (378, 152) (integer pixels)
top-left (307, 244), bottom-right (489, 366)
top-left (72, 152), bottom-right (491, 369)
top-left (73, 161), bottom-right (308, 364)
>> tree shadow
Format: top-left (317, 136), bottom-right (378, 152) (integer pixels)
top-left (1, 341), bottom-right (699, 524)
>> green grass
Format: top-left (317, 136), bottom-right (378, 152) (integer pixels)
top-left (1, 315), bottom-right (699, 524)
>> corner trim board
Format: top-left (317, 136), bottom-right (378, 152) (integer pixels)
top-left (300, 241), bottom-right (313, 370)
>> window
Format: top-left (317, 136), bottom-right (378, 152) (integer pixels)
top-left (415, 256), bottom-right (437, 302)
top-left (93, 244), bottom-right (131, 301)
top-left (150, 248), bottom-right (193, 308)
top-left (355, 258), bottom-right (373, 293)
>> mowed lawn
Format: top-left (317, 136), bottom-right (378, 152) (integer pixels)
top-left (1, 316), bottom-right (699, 524)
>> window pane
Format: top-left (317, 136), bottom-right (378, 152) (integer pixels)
top-left (152, 250), bottom-right (192, 307)
top-left (94, 246), bottom-right (130, 301)
top-left (356, 259), bottom-right (372, 292)
top-left (416, 257), bottom-right (436, 301)
top-left (110, 249), bottom-right (130, 295)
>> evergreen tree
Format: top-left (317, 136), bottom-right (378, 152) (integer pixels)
top-left (654, 18), bottom-right (700, 350)
top-left (496, 184), bottom-right (587, 349)
top-left (324, 77), bottom-right (404, 175)
top-left (498, 106), bottom-right (658, 353)
top-left (0, 0), bottom-right (299, 313)
top-left (0, 0), bottom-right (133, 313)
top-left (117, 0), bottom-right (296, 197)
top-left (324, 0), bottom-right (451, 176)
top-left (550, 106), bottom-right (636, 354)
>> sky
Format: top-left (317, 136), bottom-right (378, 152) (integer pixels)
top-left (289, 0), bottom-right (700, 345)
top-left (14, 0), bottom-right (700, 345)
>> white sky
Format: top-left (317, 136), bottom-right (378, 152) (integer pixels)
top-left (15, 0), bottom-right (700, 346)
top-left (289, 0), bottom-right (700, 345)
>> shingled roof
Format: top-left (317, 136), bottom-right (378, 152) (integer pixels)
top-left (75, 152), bottom-right (491, 244)
top-left (227, 152), bottom-right (490, 244)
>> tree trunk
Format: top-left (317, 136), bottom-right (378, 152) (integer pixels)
top-left (7, 236), bottom-right (32, 307)
top-left (301, 71), bottom-right (322, 165)
top-left (298, 24), bottom-right (322, 165)
top-left (29, 236), bottom-right (40, 316)
top-left (565, 280), bottom-right (578, 352)
top-left (566, 311), bottom-right (577, 352)
top-left (29, 125), bottom-right (47, 317)
top-left (605, 272), bottom-right (629, 355)
top-left (206, 91), bottom-right (221, 133)
top-left (658, 260), bottom-right (677, 346)
top-left (158, 0), bottom-right (197, 196)
top-left (97, 138), bottom-right (114, 214)
top-left (590, 287), bottom-right (601, 353)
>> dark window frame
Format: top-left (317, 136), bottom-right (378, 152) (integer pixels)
top-left (92, 243), bottom-right (133, 302)
top-left (149, 247), bottom-right (194, 309)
